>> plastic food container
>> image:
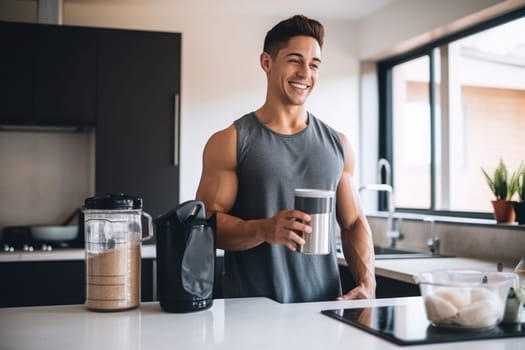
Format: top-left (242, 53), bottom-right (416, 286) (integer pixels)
top-left (416, 270), bottom-right (517, 330)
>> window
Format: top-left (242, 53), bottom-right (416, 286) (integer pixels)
top-left (391, 55), bottom-right (433, 209)
top-left (378, 9), bottom-right (525, 217)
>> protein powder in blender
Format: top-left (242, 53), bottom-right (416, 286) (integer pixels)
top-left (83, 194), bottom-right (153, 311)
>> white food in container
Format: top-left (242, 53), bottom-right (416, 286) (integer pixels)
top-left (416, 270), bottom-right (516, 329)
top-left (424, 294), bottom-right (458, 321)
top-left (434, 287), bottom-right (471, 309)
top-left (454, 298), bottom-right (502, 327)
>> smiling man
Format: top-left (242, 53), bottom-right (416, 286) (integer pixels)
top-left (196, 15), bottom-right (376, 303)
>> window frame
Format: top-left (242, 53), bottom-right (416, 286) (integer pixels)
top-left (377, 7), bottom-right (525, 219)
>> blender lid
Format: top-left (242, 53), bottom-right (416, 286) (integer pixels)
top-left (154, 200), bottom-right (207, 226)
top-left (84, 193), bottom-right (143, 210)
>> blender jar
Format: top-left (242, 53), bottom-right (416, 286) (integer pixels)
top-left (83, 194), bottom-right (153, 311)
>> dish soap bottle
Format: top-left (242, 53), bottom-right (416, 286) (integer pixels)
top-left (503, 287), bottom-right (524, 324)
top-left (502, 257), bottom-right (525, 324)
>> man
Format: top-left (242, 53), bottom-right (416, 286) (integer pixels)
top-left (196, 15), bottom-right (375, 303)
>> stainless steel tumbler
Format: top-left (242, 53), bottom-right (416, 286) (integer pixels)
top-left (294, 189), bottom-right (335, 255)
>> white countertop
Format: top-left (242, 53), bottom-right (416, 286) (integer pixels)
top-left (337, 255), bottom-right (515, 284)
top-left (374, 257), bottom-right (514, 283)
top-left (0, 297), bottom-right (523, 350)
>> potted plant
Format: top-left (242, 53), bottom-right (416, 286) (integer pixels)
top-left (481, 159), bottom-right (520, 223)
top-left (513, 166), bottom-right (525, 225)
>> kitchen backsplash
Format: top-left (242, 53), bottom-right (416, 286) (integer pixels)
top-left (367, 216), bottom-right (525, 266)
top-left (0, 130), bottom-right (95, 226)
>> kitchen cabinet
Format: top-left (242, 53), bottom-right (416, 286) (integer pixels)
top-left (1, 21), bottom-right (181, 228)
top-left (214, 256), bottom-right (224, 299)
top-left (0, 21), bottom-right (35, 124)
top-left (0, 258), bottom-right (156, 308)
top-left (34, 24), bottom-right (97, 126)
top-left (0, 22), bottom-right (97, 126)
top-left (375, 275), bottom-right (420, 298)
top-left (0, 260), bottom-right (84, 307)
top-left (96, 28), bottom-right (181, 219)
top-left (339, 266), bottom-right (420, 298)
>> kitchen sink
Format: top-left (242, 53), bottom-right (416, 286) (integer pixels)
top-left (336, 245), bottom-right (453, 259)
top-left (373, 246), bottom-right (453, 259)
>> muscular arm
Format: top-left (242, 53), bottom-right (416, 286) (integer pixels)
top-left (336, 133), bottom-right (376, 299)
top-left (195, 125), bottom-right (310, 251)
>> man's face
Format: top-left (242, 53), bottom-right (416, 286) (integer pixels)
top-left (263, 35), bottom-right (322, 106)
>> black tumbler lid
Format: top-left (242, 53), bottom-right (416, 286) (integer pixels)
top-left (84, 193), bottom-right (143, 210)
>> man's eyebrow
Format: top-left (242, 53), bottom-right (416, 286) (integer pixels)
top-left (285, 52), bottom-right (322, 63)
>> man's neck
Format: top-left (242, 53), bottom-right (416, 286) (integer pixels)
top-left (255, 104), bottom-right (308, 135)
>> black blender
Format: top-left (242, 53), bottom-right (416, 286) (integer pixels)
top-left (155, 200), bottom-right (216, 313)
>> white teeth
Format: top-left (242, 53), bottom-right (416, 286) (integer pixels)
top-left (290, 82), bottom-right (308, 89)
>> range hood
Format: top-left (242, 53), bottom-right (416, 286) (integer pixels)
top-left (0, 125), bottom-right (90, 133)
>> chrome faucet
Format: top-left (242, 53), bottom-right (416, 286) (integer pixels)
top-left (377, 158), bottom-right (392, 186)
top-left (424, 217), bottom-right (440, 256)
top-left (359, 183), bottom-right (401, 248)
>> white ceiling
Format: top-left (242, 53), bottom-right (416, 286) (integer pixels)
top-left (220, 0), bottom-right (393, 19)
top-left (117, 0), bottom-right (395, 20)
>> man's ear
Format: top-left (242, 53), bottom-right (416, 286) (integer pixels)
top-left (260, 52), bottom-right (272, 73)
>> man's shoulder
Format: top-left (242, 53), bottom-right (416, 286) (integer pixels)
top-left (209, 112), bottom-right (253, 140)
top-left (233, 112), bottom-right (256, 127)
top-left (308, 112), bottom-right (341, 137)
top-left (210, 124), bottom-right (236, 142)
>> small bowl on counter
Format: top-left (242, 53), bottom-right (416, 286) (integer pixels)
top-left (416, 269), bottom-right (517, 330)
top-left (30, 225), bottom-right (79, 242)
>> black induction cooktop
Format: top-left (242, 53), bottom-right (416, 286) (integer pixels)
top-left (322, 301), bottom-right (525, 346)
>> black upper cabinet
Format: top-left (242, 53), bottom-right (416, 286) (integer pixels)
top-left (0, 21), bottom-right (36, 124)
top-left (96, 28), bottom-right (181, 218)
top-left (0, 22), bottom-right (97, 126)
top-left (0, 22), bottom-right (181, 216)
top-left (35, 25), bottom-right (97, 126)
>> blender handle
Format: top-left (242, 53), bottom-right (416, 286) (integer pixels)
top-left (142, 211), bottom-right (154, 241)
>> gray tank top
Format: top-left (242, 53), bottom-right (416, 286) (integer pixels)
top-left (223, 112), bottom-right (345, 303)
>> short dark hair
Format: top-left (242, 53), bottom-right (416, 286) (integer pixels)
top-left (263, 15), bottom-right (325, 58)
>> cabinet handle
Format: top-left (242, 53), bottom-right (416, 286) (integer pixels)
top-left (173, 93), bottom-right (180, 167)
